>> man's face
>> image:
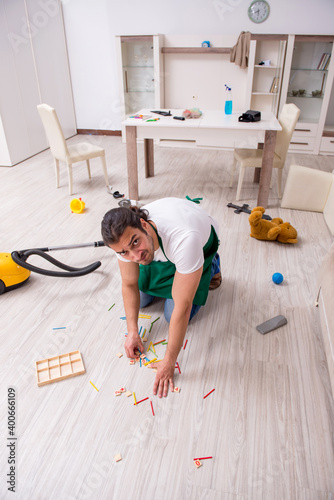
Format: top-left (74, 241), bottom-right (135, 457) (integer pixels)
top-left (110, 224), bottom-right (155, 265)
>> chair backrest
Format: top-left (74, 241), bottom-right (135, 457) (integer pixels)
top-left (37, 104), bottom-right (69, 161)
top-left (274, 103), bottom-right (301, 164)
top-left (281, 164), bottom-right (334, 236)
top-left (281, 164), bottom-right (333, 212)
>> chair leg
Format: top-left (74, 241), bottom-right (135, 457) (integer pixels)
top-left (230, 156), bottom-right (237, 188)
top-left (236, 166), bottom-right (246, 201)
top-left (54, 159), bottom-right (60, 188)
top-left (100, 154), bottom-right (109, 187)
top-left (277, 169), bottom-right (283, 198)
top-left (86, 160), bottom-right (91, 179)
top-left (67, 163), bottom-right (73, 196)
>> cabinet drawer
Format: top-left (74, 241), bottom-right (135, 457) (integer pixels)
top-left (320, 136), bottom-right (334, 153)
top-left (289, 136), bottom-right (316, 151)
top-left (292, 123), bottom-right (318, 138)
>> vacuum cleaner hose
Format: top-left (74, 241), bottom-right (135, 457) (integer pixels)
top-left (11, 249), bottom-right (102, 277)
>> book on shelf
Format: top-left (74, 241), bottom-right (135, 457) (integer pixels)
top-left (324, 54), bottom-right (331, 70)
top-left (269, 76), bottom-right (279, 93)
top-left (321, 53), bottom-right (330, 70)
top-left (317, 53), bottom-right (326, 69)
top-left (318, 52), bottom-right (331, 70)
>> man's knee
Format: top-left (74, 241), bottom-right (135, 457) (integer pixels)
top-left (139, 291), bottom-right (155, 309)
top-left (164, 299), bottom-right (174, 323)
top-left (164, 300), bottom-right (201, 323)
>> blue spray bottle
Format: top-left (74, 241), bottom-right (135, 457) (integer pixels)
top-left (224, 85), bottom-right (232, 115)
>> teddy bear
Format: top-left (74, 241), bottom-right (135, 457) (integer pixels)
top-left (249, 207), bottom-right (298, 244)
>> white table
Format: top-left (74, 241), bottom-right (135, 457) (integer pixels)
top-left (123, 109), bottom-right (282, 208)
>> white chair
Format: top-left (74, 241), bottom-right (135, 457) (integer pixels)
top-left (37, 104), bottom-right (109, 195)
top-left (230, 103), bottom-right (300, 201)
top-left (281, 164), bottom-right (334, 236)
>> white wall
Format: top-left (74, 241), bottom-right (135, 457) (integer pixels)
top-left (61, 0), bottom-right (334, 130)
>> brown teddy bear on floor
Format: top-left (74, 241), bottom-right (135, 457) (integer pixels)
top-left (249, 207), bottom-right (298, 244)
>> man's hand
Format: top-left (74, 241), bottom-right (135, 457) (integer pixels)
top-left (150, 357), bottom-right (175, 398)
top-left (124, 333), bottom-right (144, 359)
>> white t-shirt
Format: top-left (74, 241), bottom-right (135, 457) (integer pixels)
top-left (116, 198), bottom-right (219, 274)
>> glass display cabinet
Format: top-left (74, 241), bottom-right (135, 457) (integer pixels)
top-left (286, 40), bottom-right (332, 122)
top-left (280, 35), bottom-right (334, 154)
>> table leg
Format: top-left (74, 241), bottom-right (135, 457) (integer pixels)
top-left (126, 126), bottom-right (138, 201)
top-left (144, 138), bottom-right (154, 178)
top-left (257, 130), bottom-right (277, 208)
top-left (253, 143), bottom-right (263, 183)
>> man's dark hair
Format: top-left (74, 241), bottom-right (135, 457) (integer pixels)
top-left (101, 206), bottom-right (149, 246)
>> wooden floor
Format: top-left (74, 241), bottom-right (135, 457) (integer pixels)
top-left (1, 135), bottom-right (334, 500)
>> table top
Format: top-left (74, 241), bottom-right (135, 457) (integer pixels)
top-left (122, 109), bottom-right (282, 131)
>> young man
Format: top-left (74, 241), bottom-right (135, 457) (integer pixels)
top-left (101, 198), bottom-right (221, 398)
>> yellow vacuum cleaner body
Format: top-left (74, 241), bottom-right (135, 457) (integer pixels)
top-left (0, 253), bottom-right (31, 293)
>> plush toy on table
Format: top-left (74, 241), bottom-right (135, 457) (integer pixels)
top-left (249, 207), bottom-right (298, 244)
top-left (182, 108), bottom-right (202, 119)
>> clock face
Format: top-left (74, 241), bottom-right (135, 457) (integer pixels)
top-left (248, 0), bottom-right (270, 23)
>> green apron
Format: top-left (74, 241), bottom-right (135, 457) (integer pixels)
top-left (138, 223), bottom-right (219, 306)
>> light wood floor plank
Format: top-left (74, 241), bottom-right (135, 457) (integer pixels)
top-left (299, 488), bottom-right (334, 500)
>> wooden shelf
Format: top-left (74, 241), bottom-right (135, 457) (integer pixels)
top-left (254, 65), bottom-right (279, 69)
top-left (121, 35), bottom-right (153, 42)
top-left (294, 35), bottom-right (334, 43)
top-left (251, 34), bottom-right (288, 41)
top-left (161, 47), bottom-right (231, 54)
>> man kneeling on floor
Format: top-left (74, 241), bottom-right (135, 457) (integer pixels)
top-left (101, 197), bottom-right (221, 398)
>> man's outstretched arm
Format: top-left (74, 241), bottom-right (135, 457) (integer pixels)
top-left (152, 267), bottom-right (202, 398)
top-left (118, 260), bottom-right (144, 358)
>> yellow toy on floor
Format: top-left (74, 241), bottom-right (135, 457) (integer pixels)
top-left (249, 207), bottom-right (298, 244)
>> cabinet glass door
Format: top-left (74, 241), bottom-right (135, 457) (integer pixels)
top-left (287, 41), bottom-right (332, 122)
top-left (121, 37), bottom-right (155, 115)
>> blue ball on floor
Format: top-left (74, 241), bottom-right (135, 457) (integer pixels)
top-left (272, 272), bottom-right (283, 284)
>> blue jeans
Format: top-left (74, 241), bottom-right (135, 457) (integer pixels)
top-left (139, 253), bottom-right (220, 323)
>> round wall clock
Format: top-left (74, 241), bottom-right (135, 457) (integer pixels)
top-left (248, 0), bottom-right (270, 23)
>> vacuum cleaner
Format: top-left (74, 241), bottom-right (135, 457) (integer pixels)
top-left (0, 240), bottom-right (105, 295)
